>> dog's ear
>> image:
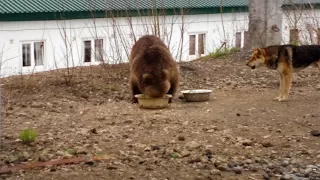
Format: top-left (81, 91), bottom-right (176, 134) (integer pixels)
top-left (257, 48), bottom-right (264, 55)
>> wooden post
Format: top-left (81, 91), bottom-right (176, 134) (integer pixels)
top-left (235, 32), bottom-right (241, 48)
top-left (243, 31), bottom-right (249, 48)
top-left (290, 28), bottom-right (299, 45)
top-left (317, 28), bottom-right (320, 45)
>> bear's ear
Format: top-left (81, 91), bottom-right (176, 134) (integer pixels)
top-left (142, 73), bottom-right (152, 80)
top-left (163, 69), bottom-right (169, 79)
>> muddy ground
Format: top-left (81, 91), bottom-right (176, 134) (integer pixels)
top-left (0, 51), bottom-right (320, 180)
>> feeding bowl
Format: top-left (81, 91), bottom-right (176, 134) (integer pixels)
top-left (134, 94), bottom-right (172, 109)
top-left (181, 89), bottom-right (212, 102)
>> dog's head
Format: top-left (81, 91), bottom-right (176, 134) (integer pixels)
top-left (246, 48), bottom-right (267, 69)
top-left (246, 48), bottom-right (279, 69)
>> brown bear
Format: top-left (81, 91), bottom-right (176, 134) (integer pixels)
top-left (129, 35), bottom-right (180, 103)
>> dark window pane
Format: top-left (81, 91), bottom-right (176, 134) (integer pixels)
top-left (189, 35), bottom-right (195, 55)
top-left (94, 39), bottom-right (103, 61)
top-left (198, 33), bottom-right (205, 55)
top-left (84, 41), bottom-right (91, 62)
top-left (34, 42), bottom-right (44, 66)
top-left (22, 44), bottom-right (31, 67)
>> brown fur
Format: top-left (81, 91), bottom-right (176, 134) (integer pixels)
top-left (129, 35), bottom-right (180, 103)
top-left (246, 44), bottom-right (320, 101)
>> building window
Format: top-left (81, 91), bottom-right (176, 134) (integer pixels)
top-left (189, 35), bottom-right (196, 55)
top-left (34, 42), bottom-right (44, 66)
top-left (22, 44), bottom-right (31, 67)
top-left (235, 31), bottom-right (248, 48)
top-left (22, 41), bottom-right (44, 67)
top-left (235, 32), bottom-right (242, 48)
top-left (84, 41), bottom-right (91, 62)
top-left (189, 33), bottom-right (206, 56)
top-left (198, 33), bottom-right (205, 55)
top-left (83, 39), bottom-right (104, 63)
top-left (94, 39), bottom-right (103, 62)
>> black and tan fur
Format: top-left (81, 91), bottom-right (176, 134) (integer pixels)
top-left (246, 44), bottom-right (320, 101)
top-left (129, 35), bottom-right (180, 103)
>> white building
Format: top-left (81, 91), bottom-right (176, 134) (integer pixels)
top-left (0, 0), bottom-right (320, 77)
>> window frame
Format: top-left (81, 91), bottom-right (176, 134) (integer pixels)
top-left (82, 37), bottom-right (105, 64)
top-left (20, 40), bottom-right (45, 70)
top-left (188, 32), bottom-right (207, 59)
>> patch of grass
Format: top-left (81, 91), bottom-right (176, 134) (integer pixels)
top-left (229, 47), bottom-right (240, 53)
top-left (19, 129), bottom-right (38, 144)
top-left (205, 47), bottom-right (240, 59)
top-left (104, 84), bottom-right (120, 93)
top-left (170, 152), bottom-right (180, 159)
top-left (290, 41), bottom-right (300, 46)
top-left (66, 148), bottom-right (77, 155)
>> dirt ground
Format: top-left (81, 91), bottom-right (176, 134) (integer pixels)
top-left (0, 51), bottom-right (320, 180)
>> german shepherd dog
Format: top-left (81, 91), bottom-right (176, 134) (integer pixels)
top-left (246, 45), bottom-right (320, 101)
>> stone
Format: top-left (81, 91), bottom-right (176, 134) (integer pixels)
top-left (216, 163), bottom-right (230, 171)
top-left (233, 166), bottom-right (242, 174)
top-left (280, 174), bottom-right (292, 180)
top-left (22, 151), bottom-right (31, 160)
top-left (310, 130), bottom-right (320, 137)
top-left (243, 159), bottom-right (253, 164)
top-left (75, 147), bottom-right (88, 155)
top-left (242, 139), bottom-right (254, 146)
top-left (185, 141), bottom-right (201, 151)
top-left (263, 172), bottom-right (271, 180)
top-left (282, 160), bottom-right (290, 167)
top-left (210, 169), bottom-right (222, 176)
top-left (180, 150), bottom-right (191, 157)
top-left (262, 141), bottom-right (273, 148)
top-left (178, 135), bottom-right (185, 141)
top-left (248, 165), bottom-right (259, 172)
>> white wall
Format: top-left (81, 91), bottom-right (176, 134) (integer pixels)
top-left (282, 8), bottom-right (320, 45)
top-left (0, 9), bottom-right (319, 77)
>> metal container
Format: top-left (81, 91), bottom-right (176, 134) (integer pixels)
top-left (181, 89), bottom-right (212, 102)
top-left (134, 94), bottom-right (172, 109)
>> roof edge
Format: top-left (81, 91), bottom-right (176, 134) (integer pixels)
top-left (0, 7), bottom-right (249, 22)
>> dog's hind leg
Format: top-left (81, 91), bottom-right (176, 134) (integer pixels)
top-left (275, 47), bottom-right (293, 102)
top-left (282, 70), bottom-right (293, 101)
top-left (274, 72), bottom-right (285, 101)
top-left (315, 61), bottom-right (320, 71)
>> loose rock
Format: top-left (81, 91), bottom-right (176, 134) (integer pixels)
top-left (310, 130), bottom-right (320, 137)
top-left (280, 174), bottom-right (292, 180)
top-left (185, 141), bottom-right (201, 151)
top-left (261, 141), bottom-right (273, 148)
top-left (210, 169), bottom-right (222, 176)
top-left (180, 150), bottom-right (191, 157)
top-left (232, 166), bottom-right (242, 174)
top-left (242, 139), bottom-right (254, 146)
top-left (178, 135), bottom-right (185, 141)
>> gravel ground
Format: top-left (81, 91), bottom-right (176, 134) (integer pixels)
top-left (0, 51), bottom-right (320, 180)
